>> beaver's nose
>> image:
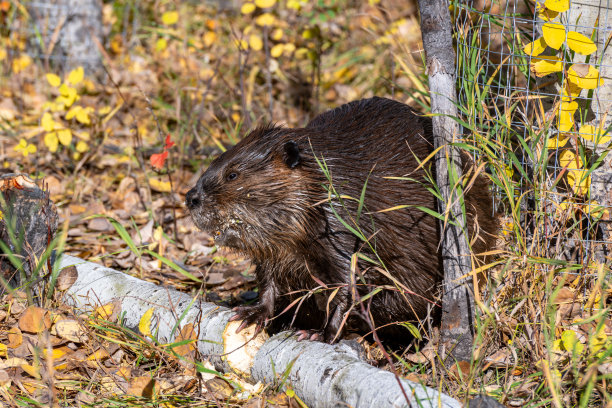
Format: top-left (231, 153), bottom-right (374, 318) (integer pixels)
top-left (185, 188), bottom-right (201, 209)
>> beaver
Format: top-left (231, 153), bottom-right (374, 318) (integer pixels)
top-left (186, 97), bottom-right (498, 343)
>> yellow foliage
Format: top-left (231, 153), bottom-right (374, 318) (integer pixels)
top-left (546, 134), bottom-right (569, 149)
top-left (523, 37), bottom-right (547, 57)
top-left (139, 308), bottom-right (155, 338)
top-left (559, 149), bottom-right (582, 170)
top-left (545, 0), bottom-right (569, 12)
top-left (271, 43), bottom-right (284, 58)
top-left (12, 54), bottom-right (31, 74)
top-left (255, 0), bottom-right (276, 8)
top-left (530, 56), bottom-right (563, 77)
top-left (568, 64), bottom-right (604, 89)
top-left (566, 31), bottom-right (597, 55)
top-left (67, 66), bottom-right (84, 85)
top-left (46, 73), bottom-right (61, 87)
top-left (203, 31), bottom-right (217, 47)
top-left (14, 139), bottom-right (36, 157)
top-left (161, 11), bottom-right (179, 25)
top-left (44, 132), bottom-right (59, 153)
top-left (255, 13), bottom-right (276, 26)
top-left (249, 34), bottom-right (263, 51)
top-left (579, 124), bottom-right (611, 145)
top-left (241, 2), bottom-right (256, 14)
top-left (566, 170), bottom-right (590, 196)
top-left (271, 28), bottom-right (283, 41)
top-left (542, 22), bottom-right (565, 50)
top-left (155, 38), bottom-right (168, 52)
top-left (57, 128), bottom-right (72, 146)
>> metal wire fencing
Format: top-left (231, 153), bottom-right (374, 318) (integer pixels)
top-left (454, 0), bottom-right (611, 271)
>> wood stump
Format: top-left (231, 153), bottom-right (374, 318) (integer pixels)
top-left (0, 174), bottom-right (58, 292)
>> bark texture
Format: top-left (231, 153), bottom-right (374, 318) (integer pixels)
top-left (417, 0), bottom-right (475, 363)
top-left (59, 255), bottom-right (461, 408)
top-left (0, 174), bottom-right (57, 291)
top-left (27, 0), bottom-right (103, 76)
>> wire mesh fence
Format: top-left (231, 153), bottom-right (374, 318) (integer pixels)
top-left (454, 0), bottom-right (612, 271)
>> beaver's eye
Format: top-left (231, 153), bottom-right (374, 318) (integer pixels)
top-left (227, 172), bottom-right (238, 181)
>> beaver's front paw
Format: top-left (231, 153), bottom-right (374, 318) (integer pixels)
top-left (229, 303), bottom-right (271, 335)
top-left (295, 329), bottom-right (323, 342)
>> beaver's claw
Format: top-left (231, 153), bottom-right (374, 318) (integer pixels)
top-left (229, 304), bottom-right (270, 335)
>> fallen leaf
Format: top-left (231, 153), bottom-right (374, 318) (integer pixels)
top-left (18, 306), bottom-right (51, 334)
top-left (127, 376), bottom-right (156, 398)
top-left (56, 265), bottom-right (78, 291)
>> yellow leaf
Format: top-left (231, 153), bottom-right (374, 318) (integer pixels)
top-left (241, 2), bottom-right (256, 14)
top-left (161, 11), bottom-right (179, 25)
top-left (44, 132), bottom-right (59, 153)
top-left (255, 0), bottom-right (276, 8)
top-left (255, 13), bottom-right (276, 26)
top-left (76, 140), bottom-right (89, 153)
top-left (46, 73), bottom-right (61, 87)
top-left (584, 200), bottom-right (609, 219)
top-left (21, 363), bottom-right (41, 379)
top-left (43, 347), bottom-right (68, 360)
top-left (67, 66), bottom-right (84, 85)
top-left (561, 80), bottom-right (582, 101)
top-left (271, 43), bottom-right (284, 58)
top-left (149, 178), bottom-right (172, 193)
top-left (545, 0), bottom-right (569, 12)
top-left (58, 84), bottom-right (79, 107)
top-left (57, 129), bottom-right (72, 146)
top-left (155, 38), bottom-right (167, 52)
top-left (0, 343), bottom-right (6, 357)
top-left (284, 43), bottom-right (296, 54)
top-left (566, 31), bottom-right (597, 55)
top-left (42, 112), bottom-right (55, 131)
top-left (530, 56), bottom-right (563, 77)
top-left (0, 48), bottom-right (6, 61)
top-left (76, 107), bottom-right (91, 125)
top-left (558, 100), bottom-right (578, 132)
top-left (567, 170), bottom-right (590, 195)
top-left (12, 54), bottom-right (31, 74)
top-left (559, 149), bottom-right (582, 170)
top-left (578, 124), bottom-right (611, 145)
top-left (523, 37), bottom-right (547, 56)
top-left (568, 64), bottom-right (604, 89)
top-left (561, 330), bottom-right (584, 354)
top-left (203, 31), bottom-right (216, 47)
top-left (139, 308), bottom-right (155, 338)
top-left (546, 134), bottom-right (569, 148)
top-left (234, 38), bottom-right (248, 50)
top-left (13, 139), bottom-right (37, 157)
top-left (65, 105), bottom-right (81, 121)
top-left (542, 22), bottom-right (565, 49)
top-left (249, 34), bottom-right (263, 51)
top-left (271, 28), bottom-right (283, 41)
top-left (95, 303), bottom-right (115, 319)
top-left (537, 6), bottom-right (559, 21)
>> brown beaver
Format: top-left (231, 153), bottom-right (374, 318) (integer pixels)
top-left (186, 97), bottom-right (497, 343)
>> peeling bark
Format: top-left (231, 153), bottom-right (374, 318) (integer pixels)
top-left (417, 0), bottom-right (475, 363)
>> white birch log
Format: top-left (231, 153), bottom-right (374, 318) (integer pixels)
top-left (58, 255), bottom-right (461, 408)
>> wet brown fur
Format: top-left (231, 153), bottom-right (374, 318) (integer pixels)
top-left (186, 97), bottom-right (498, 343)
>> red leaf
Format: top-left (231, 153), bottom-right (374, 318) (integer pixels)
top-left (164, 134), bottom-right (175, 149)
top-left (150, 150), bottom-right (168, 170)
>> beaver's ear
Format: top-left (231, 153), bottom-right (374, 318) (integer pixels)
top-left (283, 141), bottom-right (300, 169)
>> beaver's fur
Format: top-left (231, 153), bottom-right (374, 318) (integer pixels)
top-left (186, 97), bottom-right (498, 343)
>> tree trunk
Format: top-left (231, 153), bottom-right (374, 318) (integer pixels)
top-left (417, 0), bottom-right (474, 363)
top-left (27, 0), bottom-right (103, 76)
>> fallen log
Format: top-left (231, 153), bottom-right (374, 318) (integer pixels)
top-left (59, 255), bottom-right (461, 408)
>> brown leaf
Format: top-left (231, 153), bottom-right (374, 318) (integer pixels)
top-left (56, 265), bottom-right (78, 291)
top-left (174, 323), bottom-right (197, 358)
top-left (127, 376), bottom-right (156, 398)
top-left (204, 377), bottom-right (234, 400)
top-left (18, 306), bottom-right (51, 334)
top-left (7, 327), bottom-right (22, 348)
top-left (450, 360), bottom-right (471, 381)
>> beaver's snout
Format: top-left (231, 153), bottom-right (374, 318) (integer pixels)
top-left (185, 188), bottom-right (201, 210)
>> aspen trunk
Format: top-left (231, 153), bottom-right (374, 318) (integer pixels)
top-left (417, 0), bottom-right (475, 363)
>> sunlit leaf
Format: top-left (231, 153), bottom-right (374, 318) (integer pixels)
top-left (271, 28), bottom-right (283, 41)
top-left (75, 107), bottom-right (91, 124)
top-left (568, 64), bottom-right (604, 89)
top-left (557, 100), bottom-right (578, 132)
top-left (584, 200), bottom-right (610, 219)
top-left (241, 2), bottom-right (256, 14)
top-left (255, 0), bottom-right (276, 8)
top-left (545, 0), bottom-right (569, 12)
top-left (57, 128), bottom-right (72, 146)
top-left (559, 149), bottom-right (582, 170)
top-left (255, 13), bottom-right (276, 26)
top-left (155, 38), bottom-right (167, 52)
top-left (76, 140), bottom-right (89, 153)
top-left (271, 43), bottom-right (284, 58)
top-left (578, 124), bottom-right (611, 145)
top-left (12, 54), bottom-right (31, 74)
top-left (41, 112), bottom-right (55, 132)
top-left (44, 132), bottom-right (59, 153)
top-left (560, 80), bottom-right (582, 101)
top-left (530, 56), bottom-right (563, 77)
top-left (139, 308), bottom-right (154, 337)
top-left (67, 66), bottom-right (84, 85)
top-left (546, 134), bottom-right (569, 148)
top-left (567, 170), bottom-right (590, 195)
top-left (560, 330), bottom-right (584, 355)
top-left (149, 177), bottom-right (172, 192)
top-left (537, 6), bottom-right (559, 21)
top-left (542, 22), bottom-right (565, 50)
top-left (523, 37), bottom-right (547, 56)
top-left (203, 31), bottom-right (216, 47)
top-left (161, 11), bottom-right (179, 25)
top-left (13, 139), bottom-right (37, 157)
top-left (150, 151), bottom-right (168, 170)
top-left (46, 73), bottom-right (61, 87)
top-left (566, 31), bottom-right (597, 55)
top-left (249, 34), bottom-right (263, 51)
